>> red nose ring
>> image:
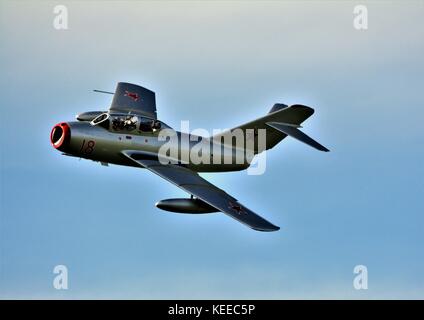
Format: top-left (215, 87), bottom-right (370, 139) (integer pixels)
top-left (50, 123), bottom-right (70, 151)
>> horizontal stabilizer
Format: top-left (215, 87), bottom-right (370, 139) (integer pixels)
top-left (266, 122), bottom-right (329, 152)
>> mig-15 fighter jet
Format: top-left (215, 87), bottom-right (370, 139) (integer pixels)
top-left (50, 82), bottom-right (328, 232)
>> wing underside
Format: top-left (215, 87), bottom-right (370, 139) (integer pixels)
top-left (122, 151), bottom-right (279, 232)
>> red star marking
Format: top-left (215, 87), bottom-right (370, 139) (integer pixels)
top-left (228, 202), bottom-right (244, 214)
top-left (124, 90), bottom-right (139, 102)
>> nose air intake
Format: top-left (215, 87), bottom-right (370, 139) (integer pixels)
top-left (50, 123), bottom-right (71, 151)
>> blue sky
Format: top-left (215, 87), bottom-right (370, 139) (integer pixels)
top-left (0, 0), bottom-right (423, 299)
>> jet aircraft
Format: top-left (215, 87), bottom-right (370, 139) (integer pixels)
top-left (50, 82), bottom-right (329, 231)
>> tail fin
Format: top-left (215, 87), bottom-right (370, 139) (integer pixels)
top-left (212, 104), bottom-right (328, 153)
top-left (109, 82), bottom-right (157, 119)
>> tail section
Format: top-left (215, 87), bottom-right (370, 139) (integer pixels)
top-left (212, 103), bottom-right (328, 153)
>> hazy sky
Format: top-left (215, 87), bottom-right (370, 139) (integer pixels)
top-left (0, 0), bottom-right (423, 299)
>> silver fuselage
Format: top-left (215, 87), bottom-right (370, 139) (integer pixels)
top-left (64, 121), bottom-right (249, 172)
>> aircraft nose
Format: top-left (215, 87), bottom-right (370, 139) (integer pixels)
top-left (50, 122), bottom-right (71, 151)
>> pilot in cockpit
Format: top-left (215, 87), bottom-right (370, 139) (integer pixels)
top-left (111, 115), bottom-right (162, 132)
top-left (124, 115), bottom-right (138, 130)
top-left (112, 115), bottom-right (137, 131)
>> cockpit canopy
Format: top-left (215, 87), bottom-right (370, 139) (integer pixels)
top-left (90, 112), bottom-right (169, 134)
